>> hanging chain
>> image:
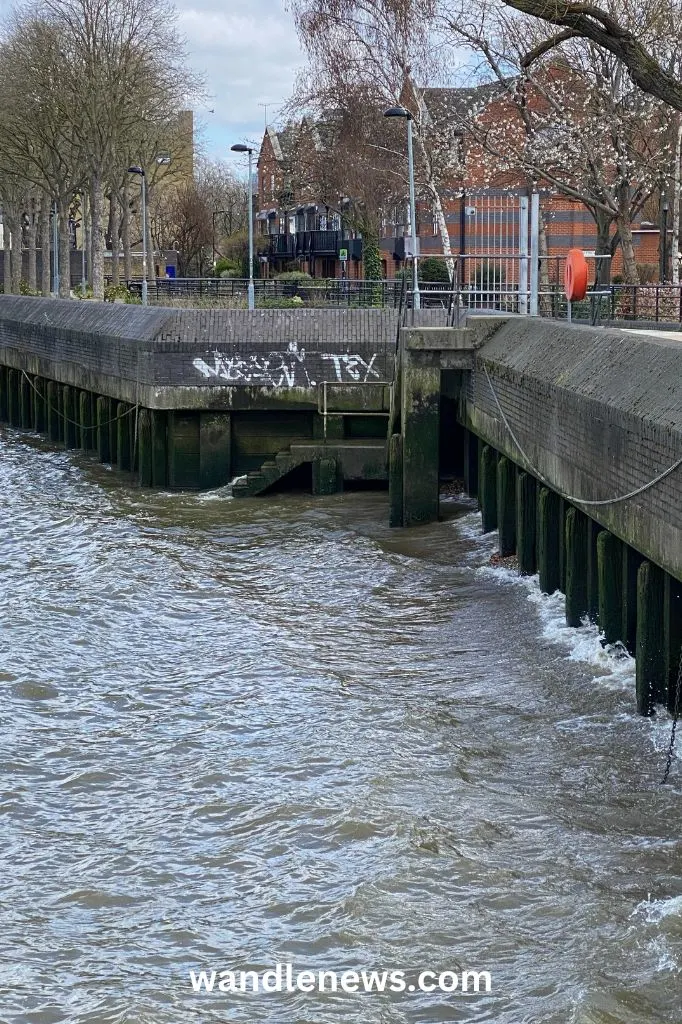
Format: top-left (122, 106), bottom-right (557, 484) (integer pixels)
top-left (662, 648), bottom-right (682, 785)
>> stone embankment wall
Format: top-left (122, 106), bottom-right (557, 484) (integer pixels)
top-left (463, 319), bottom-right (682, 581)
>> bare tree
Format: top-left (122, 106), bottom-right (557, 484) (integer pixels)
top-left (498, 0), bottom-right (682, 110)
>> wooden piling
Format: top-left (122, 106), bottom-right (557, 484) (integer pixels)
top-left (623, 545), bottom-right (645, 656)
top-left (516, 471), bottom-right (537, 575)
top-left (597, 531), bottom-right (623, 645)
top-left (47, 381), bottom-right (60, 442)
top-left (480, 445), bottom-right (498, 533)
top-left (138, 408), bottom-right (152, 486)
top-left (389, 433), bottom-right (404, 528)
top-left (586, 516), bottom-right (601, 623)
top-left (20, 372), bottom-right (32, 429)
top-left (32, 377), bottom-right (46, 434)
top-left (63, 386), bottom-right (78, 448)
top-left (636, 561), bottom-right (665, 716)
top-left (497, 456), bottom-right (516, 556)
top-left (7, 369), bottom-right (20, 427)
top-left (117, 402), bottom-right (131, 471)
top-left (97, 396), bottom-right (112, 463)
top-left (664, 574), bottom-right (682, 714)
top-left (565, 506), bottom-right (589, 627)
top-left (463, 429), bottom-right (479, 500)
top-left (538, 486), bottom-right (561, 595)
top-left (151, 410), bottom-right (168, 487)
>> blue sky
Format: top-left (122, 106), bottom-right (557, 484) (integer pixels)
top-left (176, 0), bottom-right (304, 172)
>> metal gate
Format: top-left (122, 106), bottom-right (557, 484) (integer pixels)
top-left (454, 191), bottom-right (539, 315)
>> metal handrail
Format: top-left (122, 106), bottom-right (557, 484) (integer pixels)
top-left (317, 380), bottom-right (392, 441)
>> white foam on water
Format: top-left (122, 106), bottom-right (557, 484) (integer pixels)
top-left (455, 513), bottom-right (637, 696)
top-left (631, 893), bottom-right (682, 926)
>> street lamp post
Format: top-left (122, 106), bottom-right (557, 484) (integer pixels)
top-left (81, 190), bottom-right (87, 293)
top-left (231, 143), bottom-right (254, 311)
top-left (384, 105), bottom-right (420, 310)
top-left (128, 165), bottom-right (147, 306)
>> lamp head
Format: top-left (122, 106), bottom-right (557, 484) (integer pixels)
top-left (128, 165), bottom-right (144, 175)
top-left (231, 143), bottom-right (252, 154)
top-left (384, 105), bottom-right (411, 119)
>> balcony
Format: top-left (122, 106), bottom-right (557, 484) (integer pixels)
top-left (259, 230), bottom-right (345, 259)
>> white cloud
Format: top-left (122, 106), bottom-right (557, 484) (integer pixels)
top-left (176, 0), bottom-right (304, 164)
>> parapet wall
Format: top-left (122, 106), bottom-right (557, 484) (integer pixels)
top-left (0, 298), bottom-right (400, 408)
top-left (462, 319), bottom-right (682, 580)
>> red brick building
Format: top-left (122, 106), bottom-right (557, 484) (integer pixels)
top-left (256, 81), bottom-right (664, 282)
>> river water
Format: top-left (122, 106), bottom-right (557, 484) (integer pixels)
top-left (1, 425), bottom-right (681, 1024)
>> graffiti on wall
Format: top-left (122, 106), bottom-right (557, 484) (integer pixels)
top-left (192, 342), bottom-right (382, 388)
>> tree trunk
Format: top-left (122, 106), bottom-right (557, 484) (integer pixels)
top-left (90, 174), bottom-right (105, 300)
top-left (594, 209), bottom-right (614, 287)
top-left (123, 177), bottom-right (132, 283)
top-left (3, 217), bottom-right (11, 295)
top-left (40, 194), bottom-right (51, 296)
top-left (616, 215), bottom-right (639, 284)
top-left (110, 191), bottom-right (120, 287)
top-left (145, 187), bottom-right (154, 282)
top-left (672, 120), bottom-right (682, 285)
top-left (414, 130), bottom-right (454, 280)
top-left (58, 198), bottom-right (71, 297)
top-left (8, 212), bottom-right (22, 294)
top-left (27, 198), bottom-right (37, 293)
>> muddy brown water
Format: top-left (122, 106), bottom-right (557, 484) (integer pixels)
top-left (1, 426), bottom-right (680, 1024)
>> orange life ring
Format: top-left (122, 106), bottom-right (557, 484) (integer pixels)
top-left (564, 248), bottom-right (589, 301)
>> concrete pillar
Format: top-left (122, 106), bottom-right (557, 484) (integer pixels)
top-left (597, 531), bottom-right (623, 645)
top-left (586, 516), bottom-right (601, 623)
top-left (151, 410), bottom-right (168, 487)
top-left (516, 471), bottom-right (537, 576)
top-left (664, 574), bottom-right (682, 714)
top-left (497, 456), bottom-right (516, 556)
top-left (313, 457), bottom-right (339, 495)
top-left (200, 412), bottom-right (232, 489)
top-left (63, 386), bottom-right (77, 448)
top-left (479, 445), bottom-right (498, 533)
top-left (463, 429), bottom-right (479, 499)
top-left (46, 381), bottom-right (60, 442)
top-left (138, 408), bottom-right (152, 486)
top-left (623, 545), bottom-right (645, 656)
top-left (117, 402), bottom-right (132, 471)
top-left (96, 396), bottom-right (112, 463)
top-left (565, 506), bottom-right (589, 627)
top-left (401, 354), bottom-right (440, 527)
top-left (538, 486), bottom-right (561, 595)
top-left (0, 365), bottom-right (7, 421)
top-left (20, 372), bottom-right (32, 429)
top-left (389, 433), bottom-right (404, 529)
top-left (32, 377), bottom-right (46, 434)
top-left (7, 369), bottom-right (20, 427)
top-left (636, 561), bottom-right (665, 716)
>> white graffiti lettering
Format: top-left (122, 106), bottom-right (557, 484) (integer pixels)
top-left (192, 344), bottom-right (381, 388)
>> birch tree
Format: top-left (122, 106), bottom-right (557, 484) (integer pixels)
top-left (287, 0), bottom-right (463, 275)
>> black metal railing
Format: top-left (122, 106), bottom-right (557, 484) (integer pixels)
top-left (117, 276), bottom-right (682, 323)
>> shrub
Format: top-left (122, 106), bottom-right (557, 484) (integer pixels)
top-left (418, 256), bottom-right (450, 283)
top-left (257, 296), bottom-right (305, 309)
top-left (20, 280), bottom-right (41, 296)
top-left (275, 271), bottom-right (314, 283)
top-left (636, 263), bottom-right (658, 284)
top-left (104, 283), bottom-right (140, 303)
top-left (215, 257), bottom-right (240, 278)
top-left (73, 283), bottom-right (94, 299)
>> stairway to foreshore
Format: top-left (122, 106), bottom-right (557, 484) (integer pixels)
top-left (231, 440), bottom-right (387, 498)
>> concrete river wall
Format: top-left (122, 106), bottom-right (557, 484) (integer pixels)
top-left (0, 298), bottom-right (680, 720)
